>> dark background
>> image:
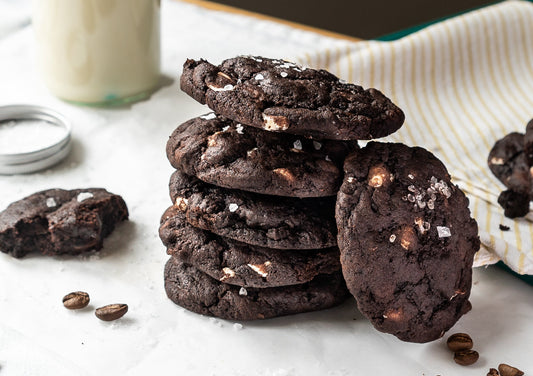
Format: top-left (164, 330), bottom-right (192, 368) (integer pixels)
top-left (208, 0), bottom-right (496, 39)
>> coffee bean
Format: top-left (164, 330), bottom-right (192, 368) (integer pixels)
top-left (95, 304), bottom-right (128, 321)
top-left (498, 364), bottom-right (524, 376)
top-left (487, 368), bottom-right (500, 376)
top-left (454, 349), bottom-right (479, 366)
top-left (62, 291), bottom-right (90, 310)
top-left (446, 333), bottom-right (473, 352)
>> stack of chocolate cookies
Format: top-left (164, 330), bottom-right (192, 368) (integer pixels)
top-left (159, 56), bottom-right (404, 320)
top-left (159, 55), bottom-right (479, 345)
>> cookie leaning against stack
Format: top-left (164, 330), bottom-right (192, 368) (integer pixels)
top-left (160, 55), bottom-right (404, 320)
top-left (336, 142), bottom-right (479, 343)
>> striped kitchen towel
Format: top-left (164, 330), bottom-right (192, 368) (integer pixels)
top-left (298, 0), bottom-right (533, 274)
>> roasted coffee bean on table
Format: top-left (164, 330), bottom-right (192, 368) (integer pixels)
top-left (62, 291), bottom-right (90, 310)
top-left (453, 349), bottom-right (479, 366)
top-left (446, 333), bottom-right (474, 352)
top-left (95, 304), bottom-right (128, 321)
top-left (498, 363), bottom-right (524, 376)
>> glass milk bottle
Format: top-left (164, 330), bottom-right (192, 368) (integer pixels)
top-left (33, 0), bottom-right (160, 106)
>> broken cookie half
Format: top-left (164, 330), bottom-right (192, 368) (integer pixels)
top-left (0, 188), bottom-right (128, 258)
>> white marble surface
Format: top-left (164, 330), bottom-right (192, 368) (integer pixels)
top-left (0, 1), bottom-right (532, 374)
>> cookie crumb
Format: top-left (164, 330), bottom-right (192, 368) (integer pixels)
top-left (209, 317), bottom-right (223, 327)
top-left (499, 224), bottom-right (510, 231)
top-left (498, 190), bottom-right (530, 218)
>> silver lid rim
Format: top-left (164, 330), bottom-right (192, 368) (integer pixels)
top-left (0, 104), bottom-right (73, 174)
top-left (0, 136), bottom-right (72, 175)
top-left (0, 104), bottom-right (72, 157)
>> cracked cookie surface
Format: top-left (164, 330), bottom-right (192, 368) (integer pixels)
top-left (169, 171), bottom-right (337, 250)
top-left (180, 56), bottom-right (404, 141)
top-left (0, 188), bottom-right (128, 258)
top-left (166, 114), bottom-right (357, 197)
top-left (159, 206), bottom-right (341, 288)
top-left (164, 257), bottom-right (348, 320)
top-left (336, 142), bottom-right (479, 343)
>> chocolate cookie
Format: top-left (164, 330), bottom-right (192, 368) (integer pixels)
top-left (169, 170), bottom-right (337, 250)
top-left (336, 142), bottom-right (479, 343)
top-left (498, 189), bottom-right (530, 218)
top-left (0, 188), bottom-right (128, 258)
top-left (159, 206), bottom-right (341, 288)
top-left (488, 132), bottom-right (532, 196)
top-left (180, 56), bottom-right (404, 140)
top-left (164, 258), bottom-right (349, 320)
top-left (166, 114), bottom-right (357, 197)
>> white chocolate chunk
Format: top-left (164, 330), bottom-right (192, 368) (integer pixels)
top-left (77, 192), bottom-right (94, 202)
top-left (46, 197), bottom-right (57, 208)
top-left (262, 114), bottom-right (289, 131)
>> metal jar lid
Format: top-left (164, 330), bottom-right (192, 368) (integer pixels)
top-left (0, 104), bottom-right (72, 175)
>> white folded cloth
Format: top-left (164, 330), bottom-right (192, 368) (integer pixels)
top-left (300, 0), bottom-right (533, 274)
